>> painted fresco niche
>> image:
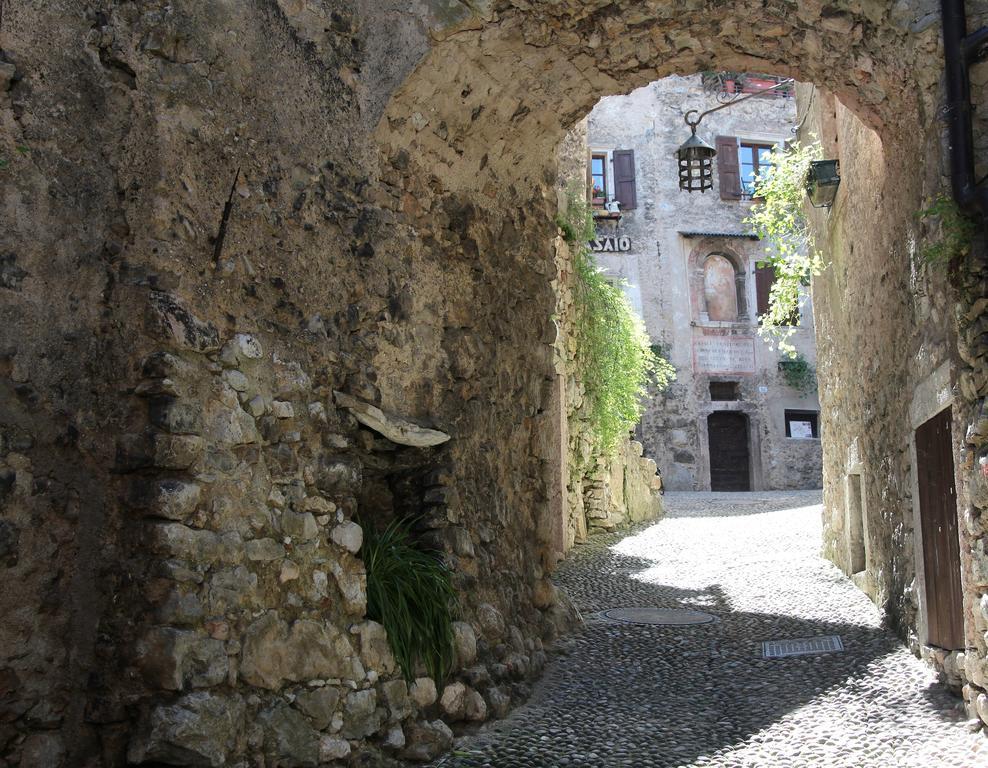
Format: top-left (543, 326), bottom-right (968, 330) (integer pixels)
top-left (689, 243), bottom-right (748, 324)
top-left (703, 254), bottom-right (739, 321)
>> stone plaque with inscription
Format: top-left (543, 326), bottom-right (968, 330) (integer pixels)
top-left (693, 336), bottom-right (756, 374)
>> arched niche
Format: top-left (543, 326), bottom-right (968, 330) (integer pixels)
top-left (703, 254), bottom-right (740, 322)
top-left (688, 242), bottom-right (748, 324)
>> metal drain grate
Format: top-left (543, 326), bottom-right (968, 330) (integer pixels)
top-left (601, 607), bottom-right (717, 626)
top-left (762, 635), bottom-right (844, 658)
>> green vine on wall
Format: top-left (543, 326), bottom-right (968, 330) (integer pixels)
top-left (778, 353), bottom-right (817, 395)
top-left (745, 140), bottom-right (827, 358)
top-left (558, 188), bottom-right (675, 455)
top-left (915, 195), bottom-right (977, 267)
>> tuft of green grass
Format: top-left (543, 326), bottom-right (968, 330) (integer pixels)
top-left (916, 195), bottom-right (978, 267)
top-left (362, 517), bottom-right (457, 682)
top-left (778, 353), bottom-right (817, 394)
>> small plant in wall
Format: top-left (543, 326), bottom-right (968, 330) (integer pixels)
top-left (745, 140), bottom-right (827, 357)
top-left (362, 517), bottom-right (457, 682)
top-left (778, 353), bottom-right (817, 395)
top-left (915, 194), bottom-right (978, 268)
top-left (558, 186), bottom-right (676, 454)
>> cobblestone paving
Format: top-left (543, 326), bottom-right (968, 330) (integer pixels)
top-left (434, 492), bottom-right (986, 767)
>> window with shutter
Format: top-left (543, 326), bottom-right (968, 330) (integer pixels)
top-left (755, 263), bottom-right (775, 318)
top-left (590, 154), bottom-right (607, 204)
top-left (715, 136), bottom-right (742, 200)
top-left (612, 149), bottom-right (637, 210)
top-left (739, 142), bottom-right (775, 198)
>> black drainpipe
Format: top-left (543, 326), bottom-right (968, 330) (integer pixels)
top-left (941, 0), bottom-right (988, 222)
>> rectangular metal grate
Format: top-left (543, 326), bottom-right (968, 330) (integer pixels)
top-left (762, 635), bottom-right (844, 659)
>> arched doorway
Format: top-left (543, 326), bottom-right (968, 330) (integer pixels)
top-left (371, 0), bottom-right (984, 735)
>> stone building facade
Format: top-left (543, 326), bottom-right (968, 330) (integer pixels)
top-left (2, 0), bottom-right (988, 765)
top-left (585, 76), bottom-right (823, 491)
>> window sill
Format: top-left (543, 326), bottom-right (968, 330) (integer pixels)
top-left (695, 319), bottom-right (753, 328)
top-left (592, 210), bottom-right (622, 221)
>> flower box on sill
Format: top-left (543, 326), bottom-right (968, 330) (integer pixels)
top-left (592, 208), bottom-right (622, 223)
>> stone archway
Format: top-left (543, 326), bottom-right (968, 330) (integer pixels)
top-left (366, 0), bottom-right (937, 628)
top-left (366, 0), bottom-right (987, 737)
top-left (2, 1), bottom-right (986, 765)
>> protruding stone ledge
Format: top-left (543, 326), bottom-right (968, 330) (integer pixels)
top-left (333, 391), bottom-right (450, 447)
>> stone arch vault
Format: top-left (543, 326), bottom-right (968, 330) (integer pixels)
top-left (1, 0), bottom-right (986, 765)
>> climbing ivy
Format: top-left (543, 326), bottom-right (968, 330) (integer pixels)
top-left (558, 188), bottom-right (675, 454)
top-left (745, 140), bottom-right (827, 358)
top-left (778, 353), bottom-right (817, 395)
top-left (915, 194), bottom-right (978, 267)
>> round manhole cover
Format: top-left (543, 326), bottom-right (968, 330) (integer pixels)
top-left (601, 607), bottom-right (717, 626)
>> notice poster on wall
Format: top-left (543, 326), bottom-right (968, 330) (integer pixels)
top-left (693, 336), bottom-right (756, 374)
top-left (789, 420), bottom-right (815, 439)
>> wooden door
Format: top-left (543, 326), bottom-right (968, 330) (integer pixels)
top-left (916, 407), bottom-right (964, 650)
top-left (708, 412), bottom-right (751, 491)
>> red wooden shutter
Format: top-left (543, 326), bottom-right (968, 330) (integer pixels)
top-left (613, 149), bottom-right (636, 210)
top-left (716, 136), bottom-right (741, 200)
top-left (755, 263), bottom-right (775, 318)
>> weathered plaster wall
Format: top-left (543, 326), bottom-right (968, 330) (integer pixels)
top-left (585, 76), bottom-right (822, 491)
top-left (2, 0), bottom-right (987, 763)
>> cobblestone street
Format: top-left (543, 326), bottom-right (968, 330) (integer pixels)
top-left (433, 492), bottom-right (985, 767)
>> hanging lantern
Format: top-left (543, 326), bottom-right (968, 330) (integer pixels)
top-left (806, 159), bottom-right (841, 208)
top-left (676, 130), bottom-right (717, 193)
top-left (675, 110), bottom-right (716, 193)
top-left (673, 79), bottom-right (794, 194)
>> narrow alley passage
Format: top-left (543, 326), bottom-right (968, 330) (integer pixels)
top-left (433, 493), bottom-right (984, 767)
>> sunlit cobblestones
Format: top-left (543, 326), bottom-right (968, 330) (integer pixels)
top-left (432, 492), bottom-right (985, 768)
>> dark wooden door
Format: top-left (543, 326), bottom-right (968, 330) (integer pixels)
top-left (916, 407), bottom-right (964, 650)
top-left (708, 412), bottom-right (750, 491)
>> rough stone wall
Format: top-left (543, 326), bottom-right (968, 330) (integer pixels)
top-left (4, 0), bottom-right (988, 763)
top-left (0, 2), bottom-right (576, 765)
top-left (552, 116), bottom-right (665, 548)
top-left (802, 3), bottom-right (988, 723)
top-left (586, 76), bottom-right (822, 491)
top-left (582, 440), bottom-right (663, 534)
top-left (549, 230), bottom-right (664, 550)
top-left (804, 87), bottom-right (926, 619)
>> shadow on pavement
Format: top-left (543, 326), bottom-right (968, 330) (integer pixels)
top-left (432, 541), bottom-right (958, 768)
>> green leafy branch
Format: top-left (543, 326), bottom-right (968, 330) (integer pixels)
top-left (558, 187), bottom-right (675, 455)
top-left (778, 353), bottom-right (817, 394)
top-left (745, 140), bottom-right (826, 358)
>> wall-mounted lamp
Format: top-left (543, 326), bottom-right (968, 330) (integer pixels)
top-left (675, 115), bottom-right (716, 193)
top-left (806, 159), bottom-right (841, 208)
top-left (675, 78), bottom-right (795, 194)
